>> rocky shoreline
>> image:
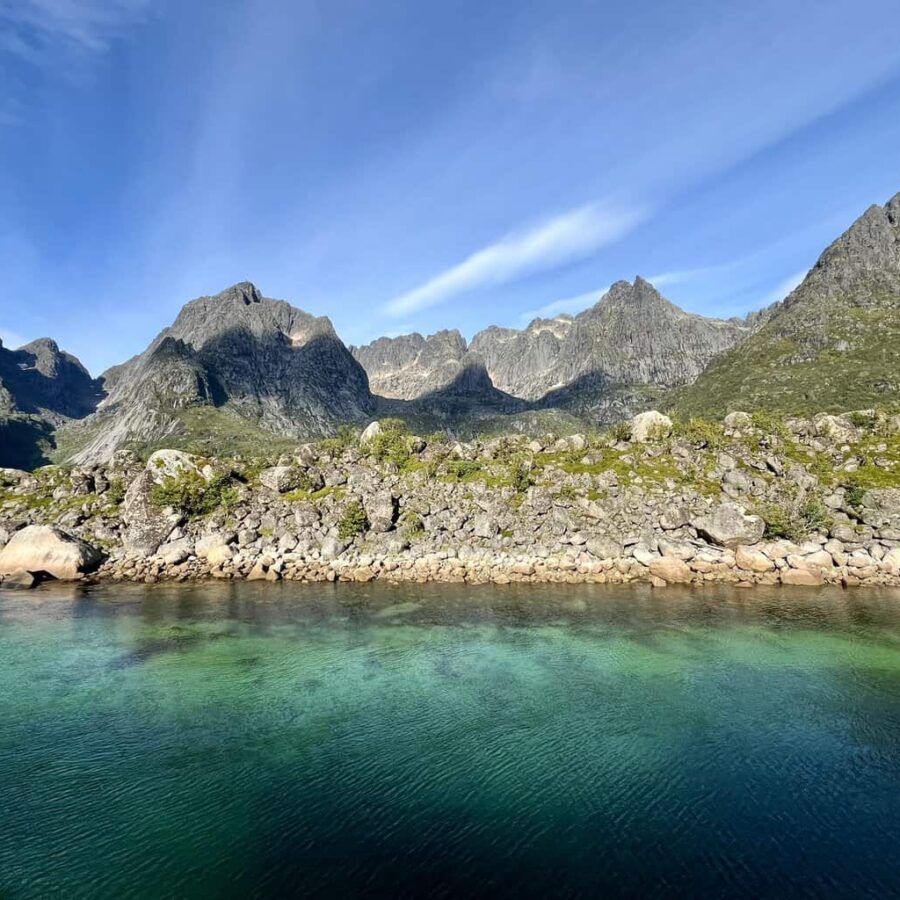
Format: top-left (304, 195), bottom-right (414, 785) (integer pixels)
top-left (2, 411), bottom-right (900, 591)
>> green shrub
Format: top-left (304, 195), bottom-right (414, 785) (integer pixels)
top-left (399, 510), bottom-right (425, 538)
top-left (367, 419), bottom-right (412, 468)
top-left (338, 500), bottom-right (369, 540)
top-left (757, 492), bottom-right (830, 541)
top-left (444, 459), bottom-right (483, 481)
top-left (509, 459), bottom-right (535, 493)
top-left (749, 410), bottom-right (789, 441)
top-left (106, 478), bottom-right (126, 505)
top-left (674, 418), bottom-right (723, 449)
top-left (610, 421), bottom-right (632, 442)
top-left (842, 476), bottom-right (866, 509)
top-left (319, 425), bottom-right (357, 453)
top-left (151, 470), bottom-right (238, 518)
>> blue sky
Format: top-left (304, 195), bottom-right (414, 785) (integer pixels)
top-left (1, 0), bottom-right (900, 375)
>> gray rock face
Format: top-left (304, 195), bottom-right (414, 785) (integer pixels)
top-left (352, 330), bottom-right (469, 399)
top-left (353, 278), bottom-right (747, 410)
top-left (0, 337), bottom-right (103, 469)
top-left (692, 504), bottom-right (765, 548)
top-left (71, 282), bottom-right (375, 463)
top-left (469, 278), bottom-right (748, 400)
top-left (123, 471), bottom-right (183, 556)
top-left (0, 337), bottom-right (102, 421)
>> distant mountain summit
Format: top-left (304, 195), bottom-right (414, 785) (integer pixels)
top-left (471, 277), bottom-right (748, 400)
top-left (675, 192), bottom-right (900, 416)
top-left (352, 329), bottom-right (469, 399)
top-left (353, 277), bottom-right (748, 405)
top-left (70, 282), bottom-right (375, 462)
top-left (0, 337), bottom-right (102, 421)
top-left (0, 337), bottom-right (103, 468)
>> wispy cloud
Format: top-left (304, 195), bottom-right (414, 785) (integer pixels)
top-left (0, 0), bottom-right (152, 53)
top-left (384, 203), bottom-right (646, 317)
top-left (646, 266), bottom-right (722, 288)
top-left (519, 287), bottom-right (610, 324)
top-left (758, 270), bottom-right (806, 308)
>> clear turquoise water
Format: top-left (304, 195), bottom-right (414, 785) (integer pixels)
top-left (2, 582), bottom-right (900, 898)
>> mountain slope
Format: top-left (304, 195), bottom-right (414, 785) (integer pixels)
top-left (351, 330), bottom-right (469, 399)
top-left (354, 278), bottom-right (749, 408)
top-left (0, 338), bottom-right (103, 468)
top-left (675, 192), bottom-right (900, 417)
top-left (470, 277), bottom-right (748, 400)
top-left (67, 282), bottom-right (375, 463)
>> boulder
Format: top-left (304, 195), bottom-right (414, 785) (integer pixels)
top-left (586, 537), bottom-right (622, 560)
top-left (473, 515), bottom-right (499, 539)
top-left (659, 505), bottom-right (690, 530)
top-left (195, 532), bottom-right (233, 559)
top-left (735, 546), bottom-right (774, 572)
top-left (146, 449), bottom-right (202, 485)
top-left (649, 556), bottom-right (692, 584)
top-left (123, 471), bottom-right (183, 556)
top-left (629, 411), bottom-right (673, 443)
top-left (157, 538), bottom-right (193, 565)
top-left (259, 466), bottom-right (301, 493)
top-left (781, 568), bottom-right (824, 586)
top-left (0, 525), bottom-right (102, 580)
top-left (359, 421), bottom-right (382, 445)
top-left (812, 414), bottom-right (857, 444)
top-left (365, 491), bottom-right (398, 533)
top-left (880, 547), bottom-right (900, 575)
top-left (206, 544), bottom-right (234, 567)
top-left (692, 503), bottom-right (765, 548)
top-left (723, 411), bottom-right (752, 430)
top-left (320, 535), bottom-right (348, 560)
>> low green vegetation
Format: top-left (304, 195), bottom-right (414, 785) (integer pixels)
top-left (338, 500), bottom-right (369, 540)
top-left (151, 470), bottom-right (239, 518)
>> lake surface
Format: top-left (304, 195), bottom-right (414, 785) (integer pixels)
top-left (2, 582), bottom-right (900, 898)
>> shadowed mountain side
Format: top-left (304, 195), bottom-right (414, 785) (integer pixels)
top-left (534, 371), bottom-right (668, 423)
top-left (0, 337), bottom-right (104, 469)
top-left (0, 337), bottom-right (104, 420)
top-left (0, 416), bottom-right (55, 469)
top-left (67, 324), bottom-right (376, 464)
top-left (376, 359), bottom-right (525, 421)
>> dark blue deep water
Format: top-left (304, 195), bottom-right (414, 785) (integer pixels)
top-left (2, 582), bottom-right (900, 898)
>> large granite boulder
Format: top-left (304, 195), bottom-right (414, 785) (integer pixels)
top-left (259, 466), bottom-right (301, 493)
top-left (146, 449), bottom-right (202, 485)
top-left (629, 411), bottom-right (672, 443)
top-left (692, 503), bottom-right (765, 548)
top-left (123, 471), bottom-right (183, 556)
top-left (0, 525), bottom-right (102, 580)
top-left (364, 491), bottom-right (398, 533)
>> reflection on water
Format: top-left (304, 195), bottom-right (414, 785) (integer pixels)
top-left (1, 582), bottom-right (900, 898)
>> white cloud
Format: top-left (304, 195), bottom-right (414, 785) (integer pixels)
top-left (384, 203), bottom-right (645, 317)
top-left (0, 0), bottom-right (152, 52)
top-left (758, 270), bottom-right (806, 307)
top-left (646, 266), bottom-right (721, 288)
top-left (0, 328), bottom-right (28, 349)
top-left (519, 287), bottom-right (609, 324)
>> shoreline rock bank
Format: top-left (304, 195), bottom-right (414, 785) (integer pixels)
top-left (2, 411), bottom-right (900, 591)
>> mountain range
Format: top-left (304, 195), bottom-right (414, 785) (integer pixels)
top-left (1, 191), bottom-right (898, 468)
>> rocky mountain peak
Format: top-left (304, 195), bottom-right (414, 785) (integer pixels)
top-left (352, 328), bottom-right (470, 400)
